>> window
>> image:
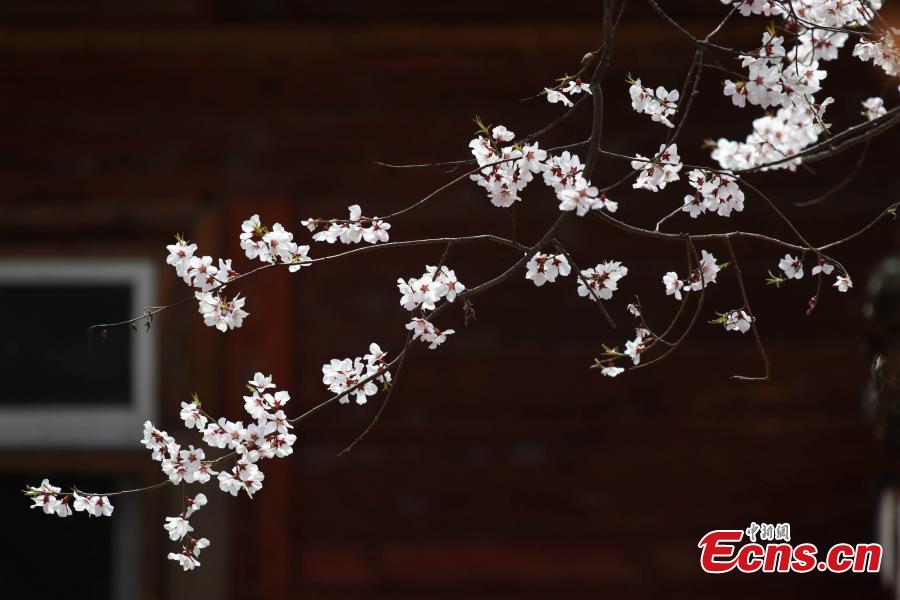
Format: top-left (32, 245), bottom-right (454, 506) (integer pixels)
top-left (0, 258), bottom-right (157, 447)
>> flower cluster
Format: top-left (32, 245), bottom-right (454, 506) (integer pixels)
top-left (166, 238), bottom-right (249, 332)
top-left (171, 215), bottom-right (315, 332)
top-left (26, 479), bottom-right (114, 519)
top-left (195, 291), bottom-right (248, 332)
top-left (468, 125), bottom-right (615, 216)
top-left (712, 99), bottom-right (834, 172)
top-left (631, 144), bottom-right (682, 191)
top-left (853, 34), bottom-right (899, 78)
top-left (147, 379), bottom-right (296, 498)
top-left (715, 0), bottom-right (890, 172)
top-left (397, 265), bottom-right (465, 312)
top-left (468, 124), bottom-right (543, 207)
top-left (544, 151), bottom-right (616, 215)
top-left (321, 343), bottom-right (392, 404)
top-left (165, 494), bottom-right (210, 571)
top-left (240, 214), bottom-right (311, 270)
top-left (166, 237), bottom-right (237, 293)
top-left (127, 373), bottom-right (300, 569)
top-left (662, 250), bottom-right (721, 300)
top-left (558, 180), bottom-right (617, 216)
top-left (525, 252), bottom-right (571, 287)
top-left (541, 151), bottom-right (583, 191)
top-left (723, 32), bottom-right (807, 110)
top-left (27, 0), bottom-right (894, 579)
top-left (628, 78), bottom-right (679, 128)
top-left (577, 261), bottom-right (629, 301)
top-left (544, 78), bottom-right (592, 107)
top-left (406, 318), bottom-right (456, 349)
top-left (682, 169), bottom-right (745, 218)
top-left (302, 204), bottom-right (391, 245)
top-left (396, 265), bottom-right (464, 349)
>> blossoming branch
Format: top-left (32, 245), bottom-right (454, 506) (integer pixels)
top-left (26, 0), bottom-right (900, 572)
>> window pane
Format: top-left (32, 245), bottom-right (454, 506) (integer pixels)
top-left (0, 285), bottom-right (132, 406)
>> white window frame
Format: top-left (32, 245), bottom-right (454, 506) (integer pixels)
top-left (0, 258), bottom-right (157, 447)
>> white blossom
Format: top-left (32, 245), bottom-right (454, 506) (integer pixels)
top-left (862, 97), bottom-right (887, 121)
top-left (28, 479), bottom-right (62, 516)
top-left (562, 79), bottom-right (591, 95)
top-left (249, 372), bottom-right (276, 393)
top-left (168, 551), bottom-right (201, 571)
top-left (491, 125), bottom-right (515, 143)
top-left (778, 254), bottom-right (804, 280)
top-left (663, 272), bottom-right (685, 300)
top-left (164, 516), bottom-right (194, 541)
top-left (545, 87), bottom-right (574, 107)
top-left (179, 401), bottom-right (207, 431)
top-left (725, 310), bottom-right (754, 333)
top-left (141, 421), bottom-right (175, 461)
top-left (686, 250), bottom-right (721, 291)
top-left (193, 463), bottom-right (218, 485)
top-left (187, 255), bottom-right (218, 292)
top-left (86, 495), bottom-right (114, 518)
top-left (624, 334), bottom-right (646, 365)
top-left (240, 214), bottom-right (267, 261)
top-left (723, 79), bottom-right (748, 108)
top-left (601, 364), bottom-right (625, 377)
top-left (517, 143), bottom-right (548, 174)
top-left (165, 238), bottom-right (197, 281)
top-left (191, 537), bottom-right (211, 557)
top-left (834, 275), bottom-right (853, 292)
top-left (811, 258), bottom-right (834, 276)
top-left (214, 258), bottom-right (238, 285)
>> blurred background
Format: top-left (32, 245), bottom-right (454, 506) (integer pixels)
top-left (1, 1), bottom-right (900, 598)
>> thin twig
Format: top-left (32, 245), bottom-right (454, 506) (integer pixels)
top-left (724, 236), bottom-right (770, 381)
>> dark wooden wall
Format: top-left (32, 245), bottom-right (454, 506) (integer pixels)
top-left (2, 2), bottom-right (900, 598)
